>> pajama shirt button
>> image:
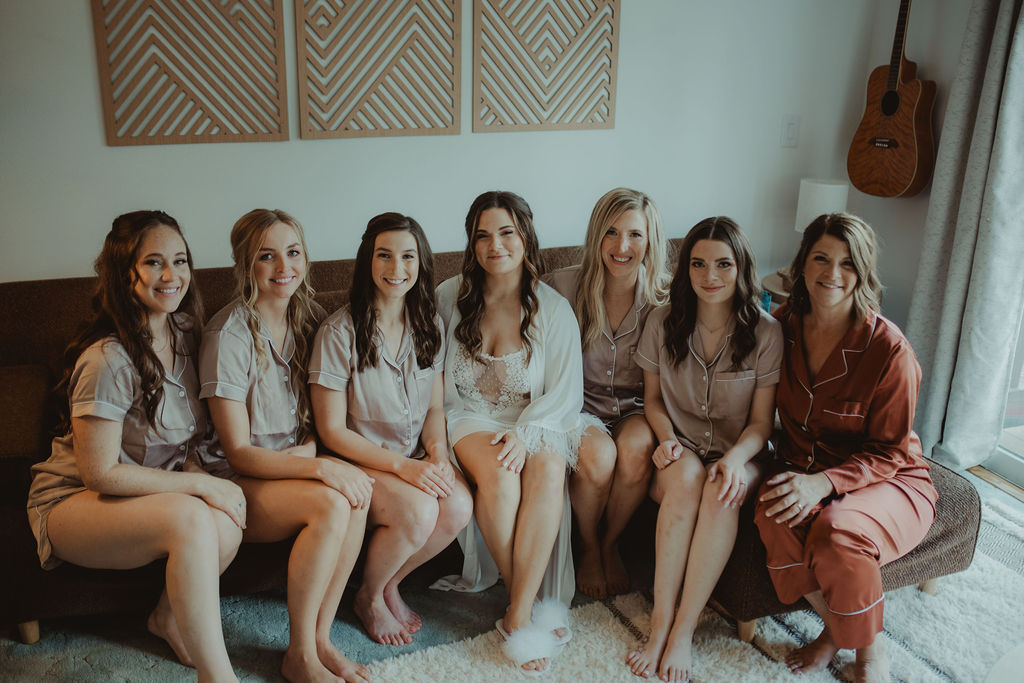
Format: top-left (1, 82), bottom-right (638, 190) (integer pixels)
top-left (289, 437), bottom-right (295, 444)
top-left (290, 408), bottom-right (296, 415)
top-left (178, 390), bottom-right (185, 397)
top-left (188, 425), bottom-right (195, 432)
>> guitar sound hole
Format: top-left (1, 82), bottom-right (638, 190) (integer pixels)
top-left (881, 91), bottom-right (900, 116)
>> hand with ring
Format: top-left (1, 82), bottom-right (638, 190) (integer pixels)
top-left (759, 470), bottom-right (834, 527)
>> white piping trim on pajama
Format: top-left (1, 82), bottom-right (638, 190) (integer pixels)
top-left (766, 562), bottom-right (804, 570)
top-left (822, 409), bottom-right (864, 418)
top-left (828, 595), bottom-right (884, 616)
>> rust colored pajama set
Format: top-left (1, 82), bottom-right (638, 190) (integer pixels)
top-left (755, 304), bottom-right (937, 649)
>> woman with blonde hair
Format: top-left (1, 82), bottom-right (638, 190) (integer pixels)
top-left (201, 209), bottom-right (371, 683)
top-left (544, 187), bottom-right (669, 598)
top-left (756, 214), bottom-right (936, 683)
top-left (27, 211), bottom-right (243, 682)
top-left (311, 212), bottom-right (472, 646)
top-left (434, 191), bottom-right (601, 675)
top-left (627, 217), bottom-right (782, 681)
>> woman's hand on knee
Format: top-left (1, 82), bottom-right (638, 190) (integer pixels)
top-left (398, 457), bottom-right (454, 498)
top-left (492, 430), bottom-right (527, 474)
top-left (707, 453), bottom-right (747, 508)
top-left (195, 476), bottom-right (247, 530)
top-left (759, 471), bottom-right (834, 526)
top-left (315, 456), bottom-right (374, 509)
top-left (652, 439), bottom-right (684, 469)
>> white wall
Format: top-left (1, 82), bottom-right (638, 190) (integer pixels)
top-left (0, 0), bottom-right (970, 327)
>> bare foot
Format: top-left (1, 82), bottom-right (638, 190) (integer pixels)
top-left (577, 545), bottom-right (608, 600)
top-left (854, 643), bottom-right (889, 683)
top-left (383, 584), bottom-right (422, 634)
top-left (626, 629), bottom-right (668, 679)
top-left (317, 639), bottom-right (372, 683)
top-left (354, 589), bottom-right (412, 646)
top-left (282, 647), bottom-right (338, 683)
top-left (658, 632), bottom-right (693, 682)
top-left (147, 603), bottom-right (194, 668)
top-left (786, 627), bottom-right (840, 674)
top-left (603, 544), bottom-right (630, 596)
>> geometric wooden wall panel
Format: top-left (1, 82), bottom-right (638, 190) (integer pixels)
top-left (295, 0), bottom-right (461, 138)
top-left (90, 0), bottom-right (289, 145)
top-left (473, 0), bottom-right (619, 132)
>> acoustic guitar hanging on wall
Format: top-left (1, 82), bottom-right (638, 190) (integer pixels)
top-left (847, 0), bottom-right (936, 198)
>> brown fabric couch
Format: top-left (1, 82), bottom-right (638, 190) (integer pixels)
top-left (0, 241), bottom-right (980, 647)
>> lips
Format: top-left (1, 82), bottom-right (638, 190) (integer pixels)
top-left (270, 276), bottom-right (296, 285)
top-left (155, 287), bottom-right (181, 295)
top-left (383, 277), bottom-right (407, 285)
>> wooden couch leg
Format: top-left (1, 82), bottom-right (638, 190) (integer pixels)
top-left (17, 620), bottom-right (40, 644)
top-left (919, 578), bottom-right (938, 595)
top-left (737, 619), bottom-right (756, 642)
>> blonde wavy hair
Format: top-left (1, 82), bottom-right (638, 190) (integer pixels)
top-left (230, 209), bottom-right (324, 442)
top-left (574, 188), bottom-right (670, 350)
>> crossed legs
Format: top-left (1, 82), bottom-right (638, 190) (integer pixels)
top-left (627, 452), bottom-right (761, 681)
top-left (353, 468), bottom-right (472, 646)
top-left (238, 477), bottom-right (369, 683)
top-left (572, 414), bottom-right (656, 599)
top-left (455, 431), bottom-right (566, 674)
top-left (47, 490), bottom-right (242, 683)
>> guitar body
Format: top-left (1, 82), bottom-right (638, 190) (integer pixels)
top-left (847, 58), bottom-right (936, 197)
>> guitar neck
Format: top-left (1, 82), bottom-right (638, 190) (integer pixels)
top-left (887, 0), bottom-right (912, 90)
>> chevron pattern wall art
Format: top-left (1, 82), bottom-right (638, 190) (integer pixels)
top-left (295, 0), bottom-right (461, 139)
top-left (473, 0), bottom-right (619, 132)
top-left (90, 0), bottom-right (289, 146)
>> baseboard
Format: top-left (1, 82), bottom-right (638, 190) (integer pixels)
top-left (968, 465), bottom-right (1024, 504)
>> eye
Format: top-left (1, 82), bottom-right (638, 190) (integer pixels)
top-left (174, 258), bottom-right (188, 266)
top-left (813, 255), bottom-right (828, 263)
top-left (500, 228), bottom-right (515, 237)
top-left (143, 258), bottom-right (161, 267)
top-left (718, 260), bottom-right (734, 269)
top-left (258, 252), bottom-right (274, 261)
top-left (629, 231), bottom-right (644, 240)
top-left (690, 260), bottom-right (704, 269)
top-left (402, 253), bottom-right (416, 260)
top-left (605, 228), bottom-right (618, 237)
top-left (288, 249), bottom-right (301, 258)
top-left (842, 260), bottom-right (855, 270)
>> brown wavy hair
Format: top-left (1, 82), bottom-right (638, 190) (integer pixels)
top-left (454, 191), bottom-right (543, 361)
top-left (230, 209), bottom-right (324, 442)
top-left (56, 211), bottom-right (204, 433)
top-left (788, 212), bottom-right (882, 320)
top-left (664, 217), bottom-right (761, 369)
top-left (575, 187), bottom-right (670, 350)
top-left (350, 212), bottom-right (441, 371)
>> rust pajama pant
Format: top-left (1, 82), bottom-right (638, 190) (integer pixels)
top-left (754, 472), bottom-right (935, 649)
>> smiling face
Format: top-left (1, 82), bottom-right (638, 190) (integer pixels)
top-left (253, 221), bottom-right (306, 304)
top-left (689, 238), bottom-right (737, 307)
top-left (473, 207), bottom-right (525, 276)
top-left (803, 233), bottom-right (858, 314)
top-left (371, 229), bottom-right (419, 303)
top-left (132, 224), bottom-right (190, 318)
top-left (601, 208), bottom-right (648, 282)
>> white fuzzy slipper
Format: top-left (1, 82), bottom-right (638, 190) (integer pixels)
top-left (531, 598), bottom-right (572, 647)
top-left (498, 619), bottom-right (558, 677)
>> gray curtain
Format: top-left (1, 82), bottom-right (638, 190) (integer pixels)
top-left (906, 0), bottom-right (1024, 468)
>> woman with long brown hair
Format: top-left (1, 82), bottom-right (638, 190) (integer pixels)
top-left (311, 212), bottom-right (472, 646)
top-left (201, 209), bottom-right (371, 683)
top-left (27, 211), bottom-right (243, 682)
top-left (434, 191), bottom-right (600, 676)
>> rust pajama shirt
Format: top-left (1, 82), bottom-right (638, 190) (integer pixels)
top-left (754, 305), bottom-right (937, 649)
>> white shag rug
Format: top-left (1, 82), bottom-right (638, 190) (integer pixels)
top-left (369, 500), bottom-right (1024, 682)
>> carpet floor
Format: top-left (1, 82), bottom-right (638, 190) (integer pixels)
top-left (2, 499), bottom-right (1022, 682)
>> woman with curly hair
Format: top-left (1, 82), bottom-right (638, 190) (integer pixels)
top-left (434, 191), bottom-right (601, 676)
top-left (310, 212), bottom-right (472, 646)
top-left (201, 209), bottom-right (370, 683)
top-left (544, 187), bottom-right (669, 599)
top-left (27, 211), bottom-right (243, 682)
top-left (627, 217), bottom-right (782, 682)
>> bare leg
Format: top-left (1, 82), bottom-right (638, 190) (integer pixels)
top-left (149, 506), bottom-right (243, 668)
top-left (239, 477), bottom-right (360, 683)
top-left (602, 415), bottom-right (656, 596)
top-left (570, 426), bottom-right (616, 599)
top-left (507, 448), bottom-right (566, 673)
top-left (658, 460), bottom-right (762, 682)
top-left (315, 505), bottom-right (371, 683)
top-left (786, 590), bottom-right (840, 674)
top-left (381, 474), bottom-right (473, 633)
top-left (47, 491), bottom-right (240, 683)
top-left (625, 452), bottom-right (704, 679)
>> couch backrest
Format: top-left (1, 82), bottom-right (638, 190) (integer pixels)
top-left (0, 244), bottom-right (589, 378)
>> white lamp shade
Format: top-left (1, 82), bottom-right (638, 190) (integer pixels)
top-left (795, 179), bottom-right (849, 232)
